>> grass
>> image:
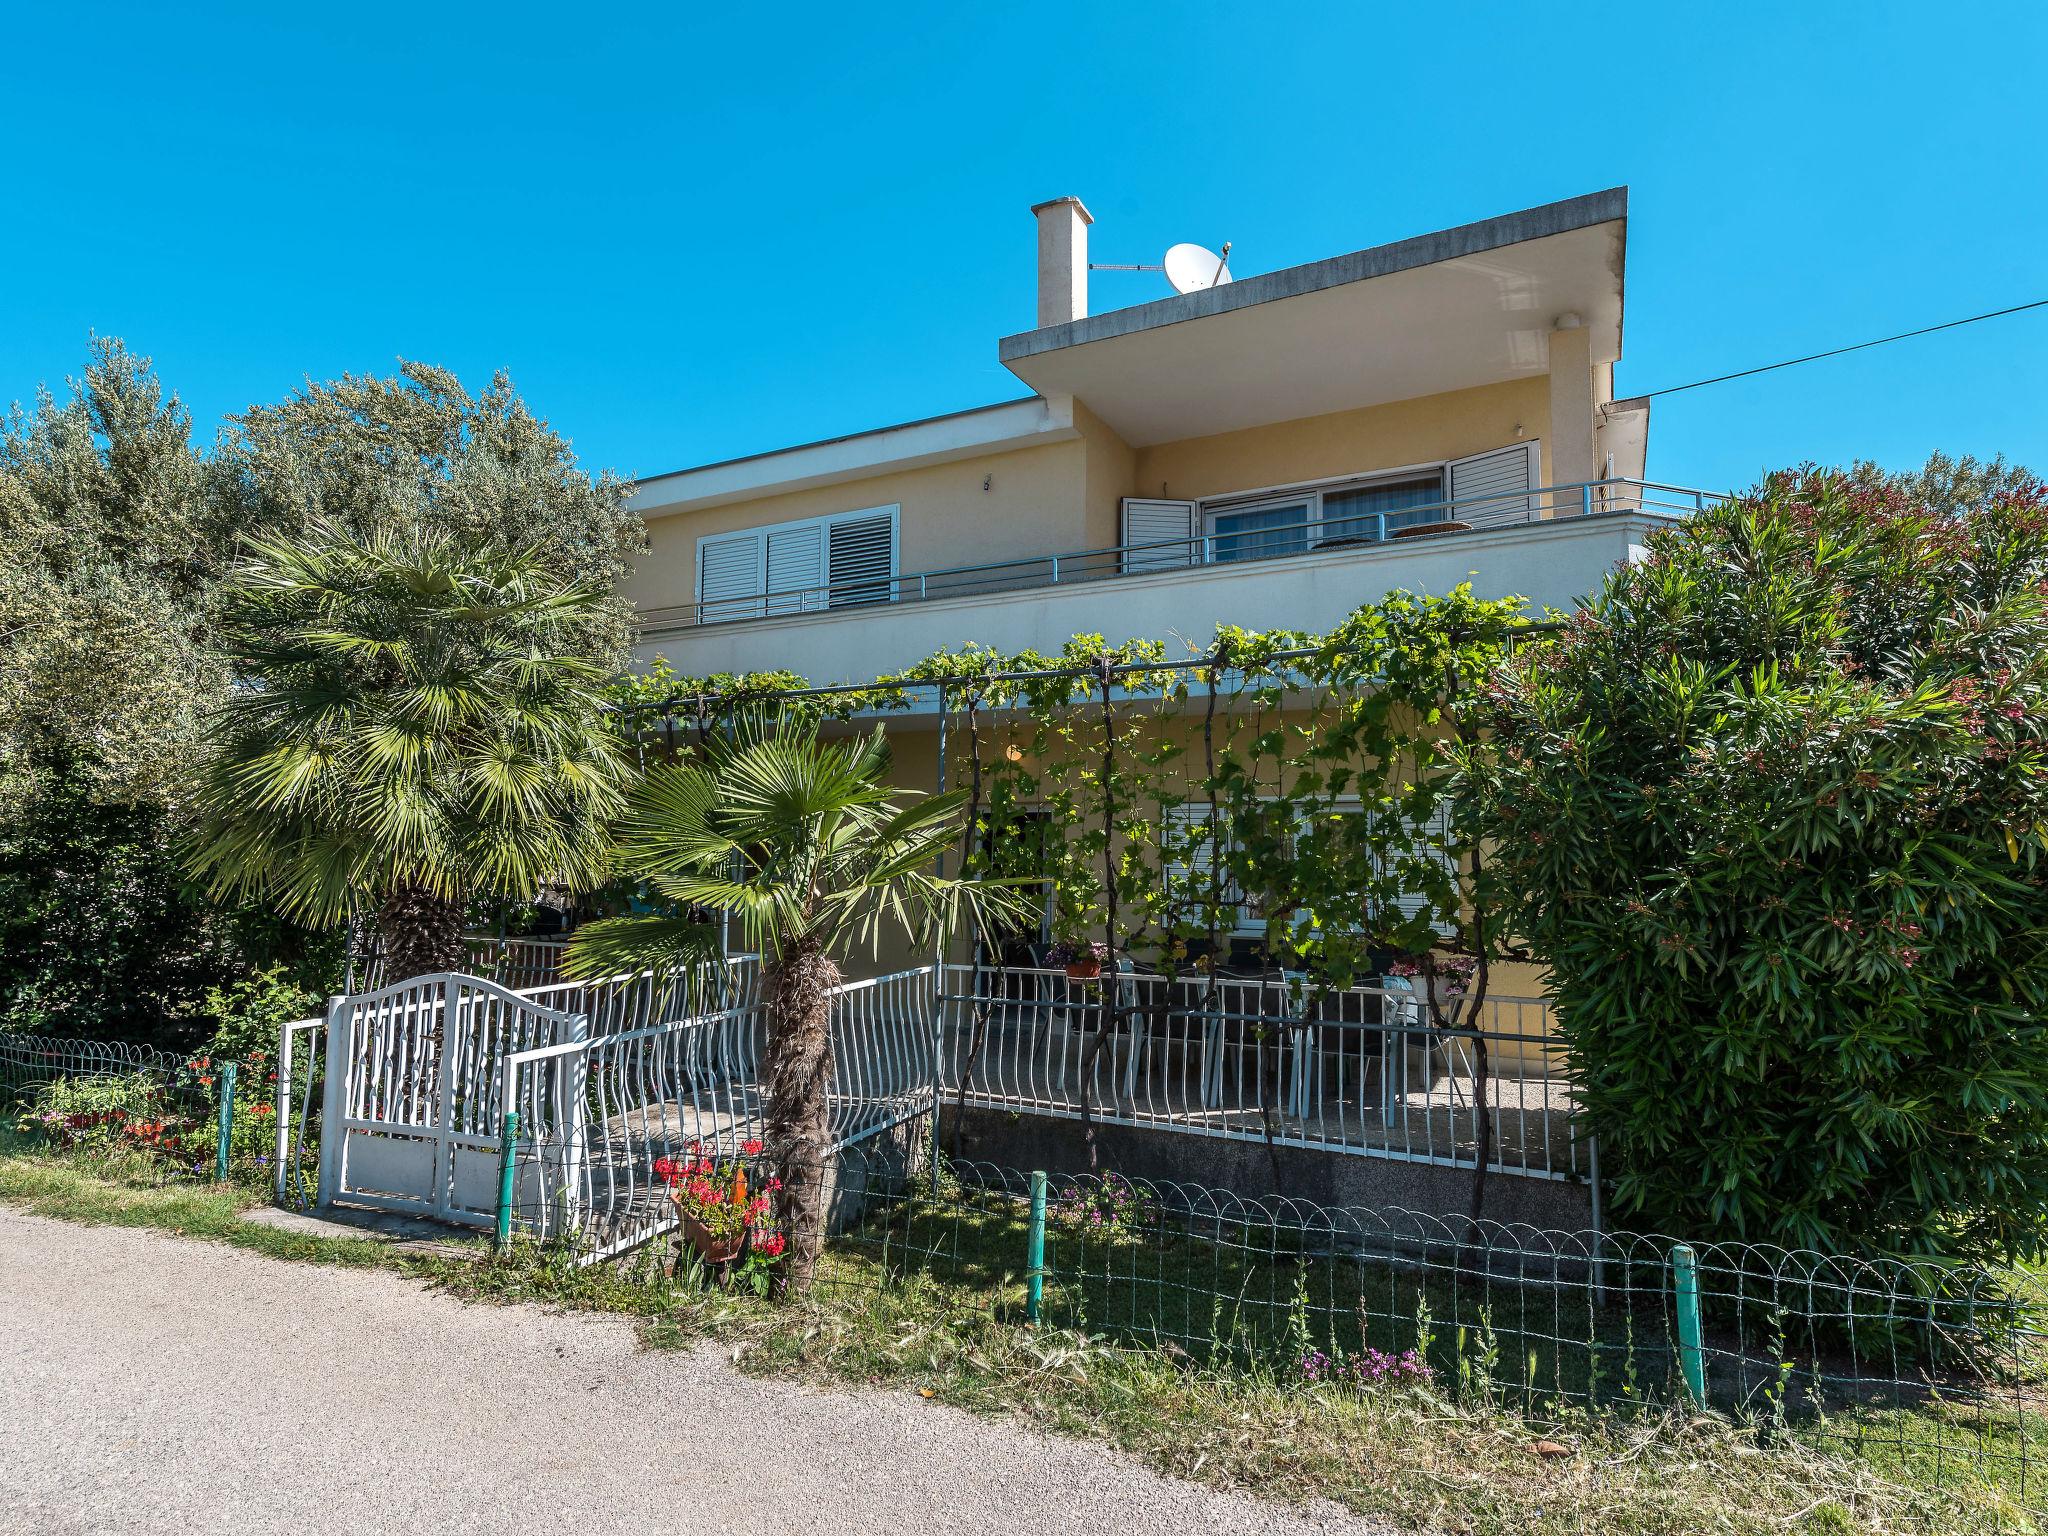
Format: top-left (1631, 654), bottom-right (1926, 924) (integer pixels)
top-left (0, 1127), bottom-right (2039, 1535)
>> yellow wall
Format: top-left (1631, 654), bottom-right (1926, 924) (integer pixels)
top-left (1132, 377), bottom-right (1552, 504)
top-left (1075, 398), bottom-right (1137, 549)
top-left (626, 436), bottom-right (1098, 617)
top-left (628, 377), bottom-right (1555, 614)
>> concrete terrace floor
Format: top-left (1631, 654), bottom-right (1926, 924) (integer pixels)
top-left (0, 1208), bottom-right (1392, 1536)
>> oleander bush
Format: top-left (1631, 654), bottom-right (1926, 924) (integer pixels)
top-left (1471, 467), bottom-right (2048, 1262)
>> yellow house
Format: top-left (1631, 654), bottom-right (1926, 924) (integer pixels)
top-left (623, 186), bottom-right (1693, 690)
top-left (603, 189), bottom-right (1707, 1226)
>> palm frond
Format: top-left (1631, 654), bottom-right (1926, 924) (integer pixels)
top-left (562, 913), bottom-right (724, 988)
top-left (188, 521), bottom-right (628, 921)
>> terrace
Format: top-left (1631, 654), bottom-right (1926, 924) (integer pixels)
top-left (629, 478), bottom-right (1713, 685)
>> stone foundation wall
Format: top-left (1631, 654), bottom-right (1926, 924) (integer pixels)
top-left (938, 1106), bottom-right (1595, 1233)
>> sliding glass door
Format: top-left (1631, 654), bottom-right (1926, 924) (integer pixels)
top-left (1209, 499), bottom-right (1313, 562)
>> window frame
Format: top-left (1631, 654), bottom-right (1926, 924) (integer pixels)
top-left (1163, 795), bottom-right (1456, 939)
top-left (1202, 466), bottom-right (1449, 561)
top-left (694, 503), bottom-right (901, 621)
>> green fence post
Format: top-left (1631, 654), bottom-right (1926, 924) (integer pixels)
top-left (1672, 1243), bottom-right (1707, 1404)
top-left (1025, 1169), bottom-right (1048, 1323)
top-left (214, 1061), bottom-right (237, 1181)
top-left (494, 1110), bottom-right (520, 1254)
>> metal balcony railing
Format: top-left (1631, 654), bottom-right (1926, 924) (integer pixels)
top-left (638, 478), bottom-right (1720, 637)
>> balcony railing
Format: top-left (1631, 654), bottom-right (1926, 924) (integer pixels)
top-left (638, 478), bottom-right (1719, 637)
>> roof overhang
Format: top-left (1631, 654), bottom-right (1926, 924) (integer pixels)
top-left (999, 188), bottom-right (1628, 448)
top-left (629, 396), bottom-right (1073, 519)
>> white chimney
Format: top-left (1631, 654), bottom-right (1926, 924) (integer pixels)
top-left (1031, 196), bottom-right (1093, 328)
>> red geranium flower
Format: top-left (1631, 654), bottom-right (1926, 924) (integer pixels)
top-left (741, 1138), bottom-right (763, 1157)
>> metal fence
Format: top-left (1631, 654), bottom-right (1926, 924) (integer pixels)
top-left (1, 1031), bottom-right (185, 1100)
top-left (486, 1138), bottom-right (2047, 1520)
top-left (3, 1029), bottom-right (291, 1188)
top-left (283, 954), bottom-right (1584, 1258)
top-left (498, 966), bottom-right (937, 1261)
top-left (344, 932), bottom-right (573, 994)
top-left (936, 965), bottom-right (1577, 1179)
top-left (512, 953), bottom-right (763, 1033)
top-left (9, 1018), bottom-right (2044, 1518)
top-left (482, 960), bottom-right (1579, 1262)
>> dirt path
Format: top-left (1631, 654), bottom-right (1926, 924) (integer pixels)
top-left (0, 1209), bottom-right (1390, 1535)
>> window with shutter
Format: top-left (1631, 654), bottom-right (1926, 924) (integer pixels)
top-left (1446, 442), bottom-right (1540, 527)
top-left (1363, 797), bottom-right (1456, 936)
top-left (1161, 804), bottom-right (1256, 931)
top-left (764, 525), bottom-right (824, 615)
top-left (694, 505), bottom-right (897, 623)
top-left (1120, 499), bottom-right (1197, 571)
top-left (1159, 797), bottom-right (1455, 939)
top-left (827, 513), bottom-right (895, 607)
top-left (697, 532), bottom-right (764, 624)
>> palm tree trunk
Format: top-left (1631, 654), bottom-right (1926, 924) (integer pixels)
top-left (375, 884), bottom-right (467, 982)
top-left (764, 942), bottom-right (839, 1290)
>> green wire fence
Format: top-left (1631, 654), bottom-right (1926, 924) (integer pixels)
top-left (10, 1026), bottom-right (2048, 1520)
top-left (3, 1029), bottom-right (295, 1188)
top-left (494, 1135), bottom-right (2048, 1518)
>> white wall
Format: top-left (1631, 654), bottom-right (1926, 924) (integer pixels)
top-left (631, 513), bottom-right (1669, 687)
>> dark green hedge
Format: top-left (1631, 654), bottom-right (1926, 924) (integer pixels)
top-left (0, 765), bottom-right (339, 1050)
top-left (1475, 468), bottom-right (2048, 1262)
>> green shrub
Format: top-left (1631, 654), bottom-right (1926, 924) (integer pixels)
top-left (16, 1056), bottom-right (278, 1180)
top-left (200, 965), bottom-right (318, 1064)
top-left (1472, 467), bottom-right (2048, 1262)
top-left (0, 766), bottom-right (342, 1049)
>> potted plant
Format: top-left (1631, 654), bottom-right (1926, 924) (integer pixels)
top-left (654, 1140), bottom-right (782, 1275)
top-left (1046, 938), bottom-right (1108, 981)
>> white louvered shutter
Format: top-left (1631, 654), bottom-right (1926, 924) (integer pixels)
top-left (1365, 798), bottom-right (1457, 935)
top-left (764, 524), bottom-right (824, 615)
top-left (1446, 442), bottom-right (1540, 527)
top-left (827, 512), bottom-right (895, 607)
top-left (1121, 498), bottom-right (1198, 571)
top-left (698, 531), bottom-right (764, 623)
top-left (1162, 803), bottom-right (1254, 931)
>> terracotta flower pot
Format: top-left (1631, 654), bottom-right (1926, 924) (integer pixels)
top-left (678, 1210), bottom-right (745, 1265)
top-left (1065, 959), bottom-right (1102, 981)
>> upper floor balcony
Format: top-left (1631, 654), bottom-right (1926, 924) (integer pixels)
top-left (630, 478), bottom-right (1717, 687)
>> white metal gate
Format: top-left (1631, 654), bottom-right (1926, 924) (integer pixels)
top-left (317, 972), bottom-right (588, 1228)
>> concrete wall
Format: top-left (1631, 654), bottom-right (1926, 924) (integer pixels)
top-left (942, 1106), bottom-right (1594, 1231)
top-left (1076, 397), bottom-right (1138, 549)
top-left (633, 512), bottom-right (1669, 686)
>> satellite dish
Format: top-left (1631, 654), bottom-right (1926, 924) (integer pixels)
top-left (1164, 242), bottom-right (1232, 294)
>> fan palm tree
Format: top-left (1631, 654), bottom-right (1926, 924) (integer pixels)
top-left (187, 519), bottom-right (630, 980)
top-left (564, 710), bottom-right (1029, 1289)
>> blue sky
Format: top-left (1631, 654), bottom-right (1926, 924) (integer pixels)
top-left (4, 2), bottom-right (2044, 495)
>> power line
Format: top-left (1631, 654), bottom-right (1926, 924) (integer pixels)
top-left (1633, 298), bottom-right (2048, 401)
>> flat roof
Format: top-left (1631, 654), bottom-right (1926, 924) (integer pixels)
top-left (1001, 188), bottom-right (1629, 447)
top-left (1000, 187), bottom-right (1628, 365)
top-left (632, 188), bottom-right (1631, 503)
top-left (627, 395), bottom-right (1079, 519)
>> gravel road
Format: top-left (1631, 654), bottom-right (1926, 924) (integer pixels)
top-left (0, 1209), bottom-right (1392, 1535)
